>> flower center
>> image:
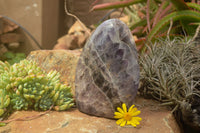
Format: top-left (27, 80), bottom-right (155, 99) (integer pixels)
top-left (124, 113), bottom-right (132, 121)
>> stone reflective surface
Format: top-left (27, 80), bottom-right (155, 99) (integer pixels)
top-left (75, 19), bottom-right (140, 118)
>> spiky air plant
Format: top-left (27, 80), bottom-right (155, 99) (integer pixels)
top-left (0, 59), bottom-right (74, 120)
top-left (139, 38), bottom-right (200, 132)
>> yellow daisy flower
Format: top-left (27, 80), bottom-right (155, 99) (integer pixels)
top-left (114, 103), bottom-right (142, 127)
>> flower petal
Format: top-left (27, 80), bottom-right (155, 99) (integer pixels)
top-left (116, 118), bottom-right (124, 125)
top-left (130, 122), bottom-right (137, 127)
top-left (132, 117), bottom-right (142, 124)
top-left (117, 107), bottom-right (124, 114)
top-left (131, 110), bottom-right (141, 116)
top-left (127, 120), bottom-right (132, 125)
top-left (130, 119), bottom-right (140, 126)
top-left (120, 119), bottom-right (126, 127)
top-left (128, 104), bottom-right (135, 113)
top-left (129, 107), bottom-right (137, 114)
top-left (122, 103), bottom-right (127, 113)
top-left (114, 112), bottom-right (124, 119)
top-left (134, 116), bottom-right (142, 121)
top-left (134, 120), bottom-right (140, 125)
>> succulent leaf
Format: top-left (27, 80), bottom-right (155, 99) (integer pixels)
top-left (0, 59), bottom-right (74, 119)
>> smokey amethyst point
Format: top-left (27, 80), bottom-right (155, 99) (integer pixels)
top-left (75, 19), bottom-right (140, 118)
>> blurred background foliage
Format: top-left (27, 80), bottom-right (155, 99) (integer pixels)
top-left (91, 0), bottom-right (200, 52)
top-left (0, 52), bottom-right (26, 65)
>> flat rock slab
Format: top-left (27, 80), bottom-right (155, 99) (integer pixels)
top-left (0, 97), bottom-right (180, 133)
top-left (27, 50), bottom-right (81, 96)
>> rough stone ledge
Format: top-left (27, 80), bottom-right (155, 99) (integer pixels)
top-left (0, 97), bottom-right (180, 133)
top-left (26, 49), bottom-right (81, 96)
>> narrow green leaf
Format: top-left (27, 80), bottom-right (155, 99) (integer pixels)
top-left (130, 19), bottom-right (147, 30)
top-left (148, 10), bottom-right (200, 40)
top-left (0, 122), bottom-right (6, 127)
top-left (187, 2), bottom-right (200, 12)
top-left (91, 0), bottom-right (146, 11)
top-left (169, 0), bottom-right (189, 10)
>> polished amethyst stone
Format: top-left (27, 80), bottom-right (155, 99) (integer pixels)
top-left (75, 19), bottom-right (140, 118)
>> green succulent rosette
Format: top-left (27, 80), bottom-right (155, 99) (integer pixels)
top-left (0, 59), bottom-right (74, 119)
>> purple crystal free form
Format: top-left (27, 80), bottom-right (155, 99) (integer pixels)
top-left (75, 19), bottom-right (140, 118)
